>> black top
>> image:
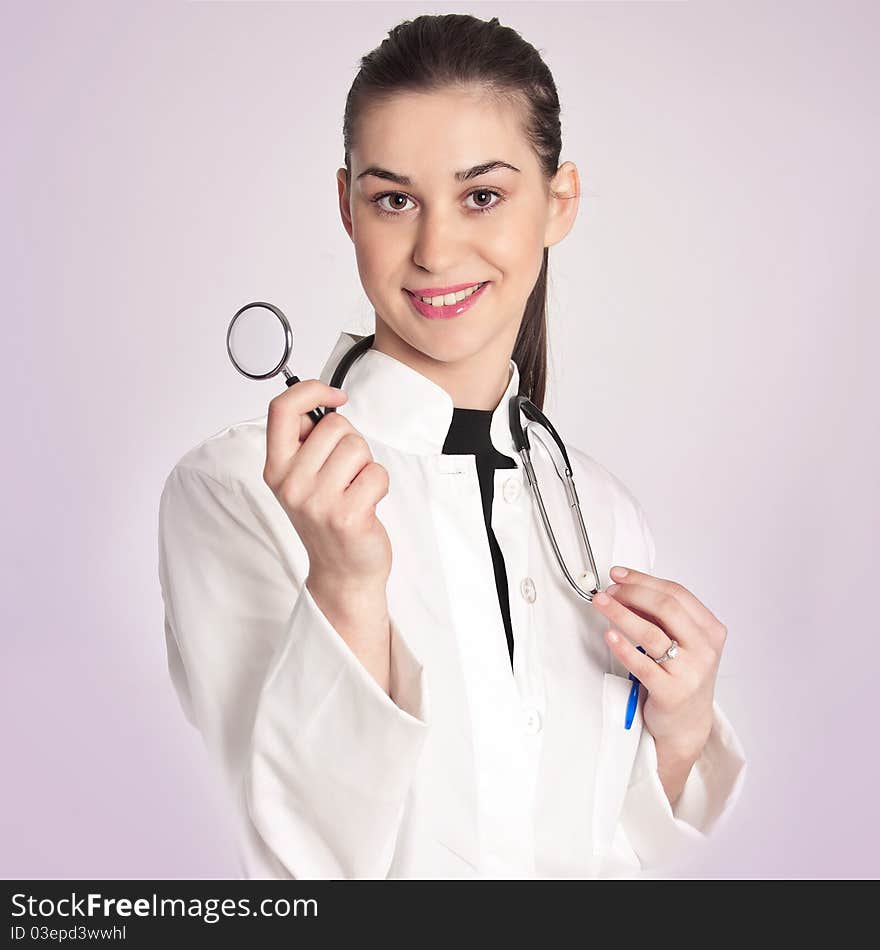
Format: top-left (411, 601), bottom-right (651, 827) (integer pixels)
top-left (442, 407), bottom-right (517, 669)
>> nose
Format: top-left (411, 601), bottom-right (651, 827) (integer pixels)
top-left (411, 208), bottom-right (467, 275)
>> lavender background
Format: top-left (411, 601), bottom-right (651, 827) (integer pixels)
top-left (3, 0), bottom-right (877, 879)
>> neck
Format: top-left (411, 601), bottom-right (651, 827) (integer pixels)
top-left (372, 315), bottom-right (514, 411)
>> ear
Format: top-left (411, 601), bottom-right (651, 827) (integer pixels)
top-left (337, 167), bottom-right (354, 242)
top-left (543, 161), bottom-right (580, 249)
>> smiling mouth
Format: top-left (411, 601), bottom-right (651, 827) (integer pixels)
top-left (405, 282), bottom-right (488, 306)
top-left (403, 280), bottom-right (490, 320)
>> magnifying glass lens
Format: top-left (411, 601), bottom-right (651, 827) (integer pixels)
top-left (228, 304), bottom-right (289, 376)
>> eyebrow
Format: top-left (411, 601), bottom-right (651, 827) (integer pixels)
top-left (355, 159), bottom-right (521, 186)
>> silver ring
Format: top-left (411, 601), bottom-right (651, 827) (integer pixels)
top-left (653, 639), bottom-right (680, 664)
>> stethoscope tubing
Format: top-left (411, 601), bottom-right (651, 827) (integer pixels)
top-left (327, 334), bottom-right (603, 605)
top-left (324, 335), bottom-right (636, 725)
top-left (233, 320), bottom-right (636, 729)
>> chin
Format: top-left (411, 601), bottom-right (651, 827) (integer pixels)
top-left (419, 327), bottom-right (499, 365)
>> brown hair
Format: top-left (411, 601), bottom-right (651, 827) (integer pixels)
top-left (342, 13), bottom-right (568, 410)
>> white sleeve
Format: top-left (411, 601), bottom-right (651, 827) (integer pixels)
top-left (157, 464), bottom-right (430, 879)
top-left (618, 502), bottom-right (748, 871)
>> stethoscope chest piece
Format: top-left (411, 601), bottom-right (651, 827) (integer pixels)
top-left (226, 304), bottom-right (602, 603)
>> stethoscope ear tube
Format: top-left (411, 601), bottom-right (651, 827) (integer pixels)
top-left (509, 395), bottom-right (574, 475)
top-left (520, 447), bottom-right (601, 603)
top-left (511, 396), bottom-right (601, 603)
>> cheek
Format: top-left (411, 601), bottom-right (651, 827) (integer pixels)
top-left (353, 229), bottom-right (393, 285)
top-left (354, 215), bottom-right (414, 279)
top-left (487, 213), bottom-right (545, 278)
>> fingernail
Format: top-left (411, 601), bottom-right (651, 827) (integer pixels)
top-left (611, 567), bottom-right (629, 579)
top-left (606, 584), bottom-right (620, 595)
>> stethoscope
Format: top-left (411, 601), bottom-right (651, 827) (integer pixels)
top-left (337, 335), bottom-right (608, 609)
top-left (225, 300), bottom-right (604, 606)
top-left (226, 301), bottom-right (650, 729)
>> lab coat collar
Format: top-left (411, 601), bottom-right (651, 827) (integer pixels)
top-left (318, 329), bottom-right (521, 458)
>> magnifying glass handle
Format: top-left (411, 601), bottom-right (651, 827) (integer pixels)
top-left (284, 374), bottom-right (327, 425)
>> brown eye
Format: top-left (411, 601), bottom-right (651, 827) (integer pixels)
top-left (465, 188), bottom-right (506, 214)
top-left (370, 188), bottom-right (506, 217)
top-left (372, 192), bottom-right (416, 215)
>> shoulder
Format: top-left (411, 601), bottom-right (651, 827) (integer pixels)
top-left (158, 413), bottom-right (301, 564)
top-left (158, 413), bottom-right (309, 576)
top-left (164, 414), bottom-right (269, 494)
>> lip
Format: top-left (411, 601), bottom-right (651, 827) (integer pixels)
top-left (407, 281), bottom-right (486, 297)
top-left (404, 281), bottom-right (490, 320)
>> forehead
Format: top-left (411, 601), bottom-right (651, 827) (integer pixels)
top-left (353, 88), bottom-right (534, 181)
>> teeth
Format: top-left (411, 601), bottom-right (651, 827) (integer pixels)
top-left (416, 282), bottom-right (484, 305)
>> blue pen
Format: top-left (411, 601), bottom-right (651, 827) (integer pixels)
top-left (624, 646), bottom-right (648, 729)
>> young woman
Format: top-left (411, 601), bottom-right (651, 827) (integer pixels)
top-left (158, 14), bottom-right (747, 880)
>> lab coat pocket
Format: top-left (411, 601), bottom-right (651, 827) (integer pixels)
top-left (591, 672), bottom-right (644, 858)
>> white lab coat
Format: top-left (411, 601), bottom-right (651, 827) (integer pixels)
top-left (157, 328), bottom-right (747, 880)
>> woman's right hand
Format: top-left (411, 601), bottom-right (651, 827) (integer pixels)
top-left (263, 379), bottom-right (393, 599)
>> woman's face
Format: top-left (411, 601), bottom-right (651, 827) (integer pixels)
top-left (337, 87), bottom-right (579, 370)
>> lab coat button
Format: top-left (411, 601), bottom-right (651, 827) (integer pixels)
top-left (520, 577), bottom-right (536, 603)
top-left (502, 476), bottom-right (521, 503)
top-left (524, 707), bottom-right (542, 735)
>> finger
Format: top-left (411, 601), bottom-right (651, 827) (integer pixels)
top-left (608, 565), bottom-right (722, 630)
top-left (264, 380), bottom-right (348, 486)
top-left (602, 582), bottom-right (702, 652)
top-left (343, 460), bottom-right (390, 512)
top-left (288, 409), bottom-right (355, 486)
top-left (316, 428), bottom-right (375, 497)
top-left (593, 588), bottom-right (678, 659)
top-left (605, 629), bottom-right (665, 692)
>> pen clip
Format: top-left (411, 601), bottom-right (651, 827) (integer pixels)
top-left (624, 646), bottom-right (648, 730)
top-left (625, 678), bottom-right (639, 730)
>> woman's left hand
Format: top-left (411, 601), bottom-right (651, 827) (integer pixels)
top-left (592, 566), bottom-right (727, 759)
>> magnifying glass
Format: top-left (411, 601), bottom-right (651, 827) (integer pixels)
top-left (226, 301), bottom-right (328, 425)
